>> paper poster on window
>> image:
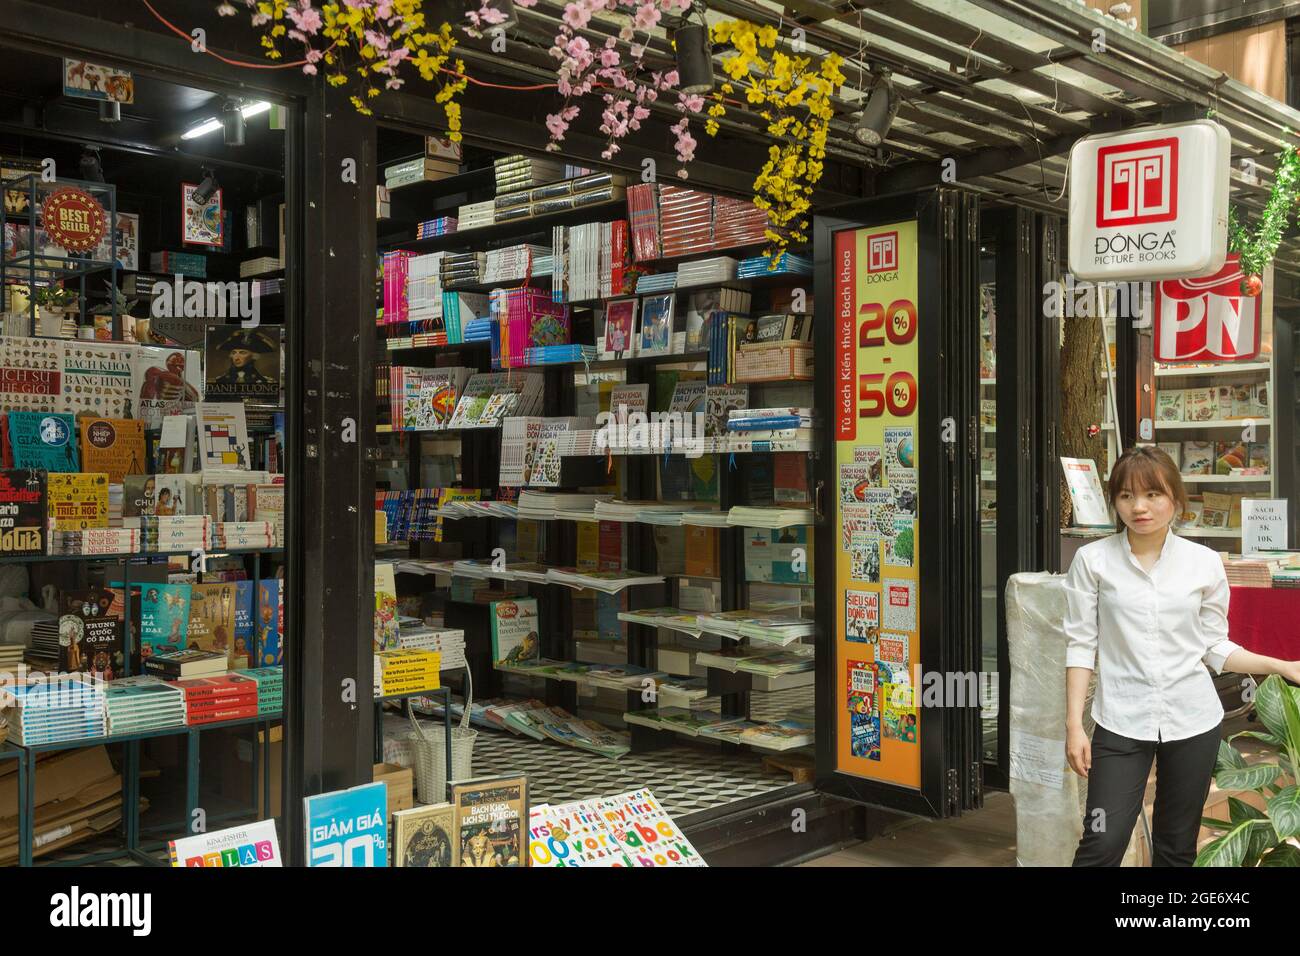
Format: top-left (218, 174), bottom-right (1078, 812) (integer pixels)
top-left (847, 659), bottom-right (876, 714)
top-left (834, 219), bottom-right (921, 788)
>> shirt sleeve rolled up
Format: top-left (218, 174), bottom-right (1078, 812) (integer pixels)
top-left (1063, 549), bottom-right (1100, 671)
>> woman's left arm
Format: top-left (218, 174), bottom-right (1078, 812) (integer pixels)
top-left (1201, 558), bottom-right (1300, 683)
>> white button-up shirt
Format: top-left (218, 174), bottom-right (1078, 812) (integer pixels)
top-left (1063, 529), bottom-right (1241, 742)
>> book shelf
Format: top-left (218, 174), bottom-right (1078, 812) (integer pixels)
top-left (373, 154), bottom-right (817, 782)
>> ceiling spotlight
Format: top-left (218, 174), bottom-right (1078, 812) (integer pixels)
top-left (675, 22), bottom-right (714, 95)
top-left (222, 99), bottom-right (246, 147)
top-left (854, 72), bottom-right (899, 148)
top-left (98, 100), bottom-right (121, 123)
top-left (79, 146), bottom-right (106, 183)
top-left (192, 166), bottom-right (220, 205)
top-left (183, 100), bottom-right (271, 140)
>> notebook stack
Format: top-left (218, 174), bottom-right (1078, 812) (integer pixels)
top-left (407, 252), bottom-right (447, 326)
top-left (457, 199), bottom-right (496, 231)
top-left (48, 528), bottom-right (140, 555)
top-left (4, 675), bottom-right (106, 745)
top-left (416, 216), bottom-right (458, 239)
top-left (141, 515), bottom-right (211, 553)
top-left (102, 675), bottom-right (186, 735)
top-left (143, 648), bottom-right (229, 681)
top-left (726, 506), bottom-right (816, 529)
top-left (711, 193), bottom-right (774, 250)
top-left (494, 154), bottom-right (566, 195)
top-left (523, 344), bottom-right (596, 366)
top-left (676, 256), bottom-right (738, 288)
top-left (397, 626), bottom-right (466, 671)
top-left (374, 648), bottom-right (441, 698)
top-left (245, 667), bottom-right (283, 715)
top-left (441, 251), bottom-right (486, 289)
top-left (178, 674), bottom-right (260, 726)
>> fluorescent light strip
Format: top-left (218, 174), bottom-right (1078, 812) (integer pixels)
top-left (181, 101), bottom-right (272, 140)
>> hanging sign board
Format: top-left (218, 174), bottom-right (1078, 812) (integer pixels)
top-left (40, 187), bottom-right (107, 255)
top-left (833, 221), bottom-right (921, 789)
top-left (1242, 498), bottom-right (1288, 554)
top-left (1068, 119), bottom-right (1229, 281)
top-left (1152, 253), bottom-right (1261, 362)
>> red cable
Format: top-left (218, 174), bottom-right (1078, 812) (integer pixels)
top-left (141, 0), bottom-right (319, 69)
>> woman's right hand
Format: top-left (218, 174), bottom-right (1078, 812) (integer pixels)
top-left (1067, 724), bottom-right (1091, 778)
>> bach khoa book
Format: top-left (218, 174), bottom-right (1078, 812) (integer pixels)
top-left (392, 803), bottom-right (458, 867)
top-left (5, 411), bottom-right (79, 472)
top-left (450, 774), bottom-right (528, 867)
top-left (0, 468), bottom-right (46, 556)
top-left (304, 781), bottom-right (388, 867)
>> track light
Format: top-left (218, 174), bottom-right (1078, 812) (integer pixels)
top-left (854, 72), bottom-right (899, 148)
top-left (98, 100), bottom-right (120, 123)
top-left (222, 99), bottom-right (246, 147)
top-left (192, 166), bottom-right (220, 205)
top-left (675, 22), bottom-right (714, 95)
top-left (182, 101), bottom-right (272, 140)
top-left (79, 146), bottom-right (105, 183)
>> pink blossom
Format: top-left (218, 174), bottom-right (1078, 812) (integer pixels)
top-left (302, 63), bottom-right (318, 76)
top-left (632, 105), bottom-right (650, 121)
top-left (563, 2), bottom-right (592, 30)
top-left (305, 48), bottom-right (324, 63)
top-left (287, 3), bottom-right (323, 33)
top-left (600, 48), bottom-right (620, 68)
top-left (661, 70), bottom-right (679, 88)
top-left (632, 2), bottom-right (661, 31)
top-left (479, 5), bottom-right (507, 24)
top-left (630, 44), bottom-right (645, 58)
top-left (516, 0), bottom-right (538, 6)
top-left (546, 112), bottom-right (571, 141)
top-left (618, 23), bottom-right (635, 41)
top-left (680, 93), bottom-right (705, 113)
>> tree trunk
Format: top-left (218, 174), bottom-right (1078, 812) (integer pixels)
top-left (1059, 313), bottom-right (1106, 526)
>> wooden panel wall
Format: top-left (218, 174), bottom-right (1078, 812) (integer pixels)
top-left (1174, 20), bottom-right (1287, 102)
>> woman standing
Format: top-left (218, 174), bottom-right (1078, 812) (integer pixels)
top-left (1064, 446), bottom-right (1300, 866)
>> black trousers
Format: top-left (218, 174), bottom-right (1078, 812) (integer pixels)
top-left (1072, 721), bottom-right (1221, 867)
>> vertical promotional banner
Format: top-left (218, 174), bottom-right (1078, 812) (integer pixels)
top-left (834, 221), bottom-right (921, 788)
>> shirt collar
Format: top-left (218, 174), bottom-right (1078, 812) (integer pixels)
top-left (1119, 525), bottom-right (1178, 571)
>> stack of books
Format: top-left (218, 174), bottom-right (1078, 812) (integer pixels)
top-left (680, 510), bottom-right (732, 528)
top-left (695, 645), bottom-right (815, 676)
top-left (103, 676), bottom-right (186, 735)
top-left (178, 674), bottom-right (260, 726)
top-left (447, 372), bottom-right (545, 428)
top-left (617, 607), bottom-right (706, 638)
top-left (441, 251), bottom-right (486, 288)
top-left (28, 620), bottom-right (61, 662)
top-left (635, 272), bottom-right (678, 294)
top-left (374, 649), bottom-right (441, 697)
top-left (697, 718), bottom-right (815, 750)
top-left (245, 667), bottom-right (283, 715)
top-left (384, 154), bottom-right (460, 189)
top-left (519, 491), bottom-right (610, 520)
top-left (239, 255), bottom-right (281, 278)
top-left (108, 483), bottom-right (124, 528)
top-left (141, 515), bottom-right (211, 553)
top-left (48, 528), bottom-right (140, 555)
top-left (545, 568), bottom-right (666, 594)
top-left (406, 252), bottom-right (446, 328)
top-left (458, 199), bottom-right (496, 230)
top-left (4, 675), bottom-right (106, 745)
top-left (483, 244), bottom-right (551, 284)
top-left (398, 626), bottom-right (466, 671)
top-left (522, 344), bottom-right (596, 365)
top-left (676, 256), bottom-right (738, 287)
top-left (726, 506), bottom-right (816, 529)
top-left (143, 648), bottom-right (229, 681)
top-left (720, 407), bottom-right (814, 452)
top-left (738, 251), bottom-right (812, 277)
top-left (0, 642), bottom-right (23, 671)
top-left (494, 154), bottom-right (566, 194)
top-left (1222, 551), bottom-right (1300, 588)
top-left (416, 216), bottom-right (458, 239)
top-left (214, 521), bottom-right (277, 550)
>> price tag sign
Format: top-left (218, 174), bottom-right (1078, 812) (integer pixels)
top-left (1242, 498), bottom-right (1288, 554)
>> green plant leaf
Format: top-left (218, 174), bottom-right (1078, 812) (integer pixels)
top-left (1195, 819), bottom-right (1261, 867)
top-left (1243, 819), bottom-right (1278, 867)
top-left (1259, 843), bottom-right (1300, 866)
top-left (1217, 738), bottom-right (1246, 772)
top-left (1266, 786), bottom-right (1300, 838)
top-left (1201, 816), bottom-right (1232, 830)
top-left (1229, 729), bottom-right (1285, 748)
top-left (1253, 675), bottom-right (1292, 742)
top-left (1228, 796), bottom-right (1267, 825)
top-left (1215, 764), bottom-right (1282, 792)
top-left (1279, 675), bottom-right (1300, 784)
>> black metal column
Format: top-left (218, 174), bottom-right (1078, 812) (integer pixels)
top-left (285, 84), bottom-right (378, 864)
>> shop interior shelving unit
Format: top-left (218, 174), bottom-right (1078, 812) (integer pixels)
top-left (374, 149), bottom-right (818, 805)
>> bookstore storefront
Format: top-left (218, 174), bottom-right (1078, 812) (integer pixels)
top-left (1, 0), bottom-right (1298, 870)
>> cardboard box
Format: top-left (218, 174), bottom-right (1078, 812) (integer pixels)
top-left (373, 762), bottom-right (413, 819)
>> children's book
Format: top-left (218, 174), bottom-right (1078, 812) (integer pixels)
top-left (5, 411), bottom-right (79, 472)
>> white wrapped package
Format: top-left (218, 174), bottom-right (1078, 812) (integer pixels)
top-left (1005, 571), bottom-right (1145, 866)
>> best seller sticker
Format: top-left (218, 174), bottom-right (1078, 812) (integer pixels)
top-left (40, 187), bottom-right (108, 254)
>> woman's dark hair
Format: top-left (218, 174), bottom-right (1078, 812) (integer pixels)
top-left (1108, 445), bottom-right (1189, 519)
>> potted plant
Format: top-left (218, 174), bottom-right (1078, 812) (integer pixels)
top-left (32, 285), bottom-right (80, 337)
top-left (1196, 674), bottom-right (1300, 866)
